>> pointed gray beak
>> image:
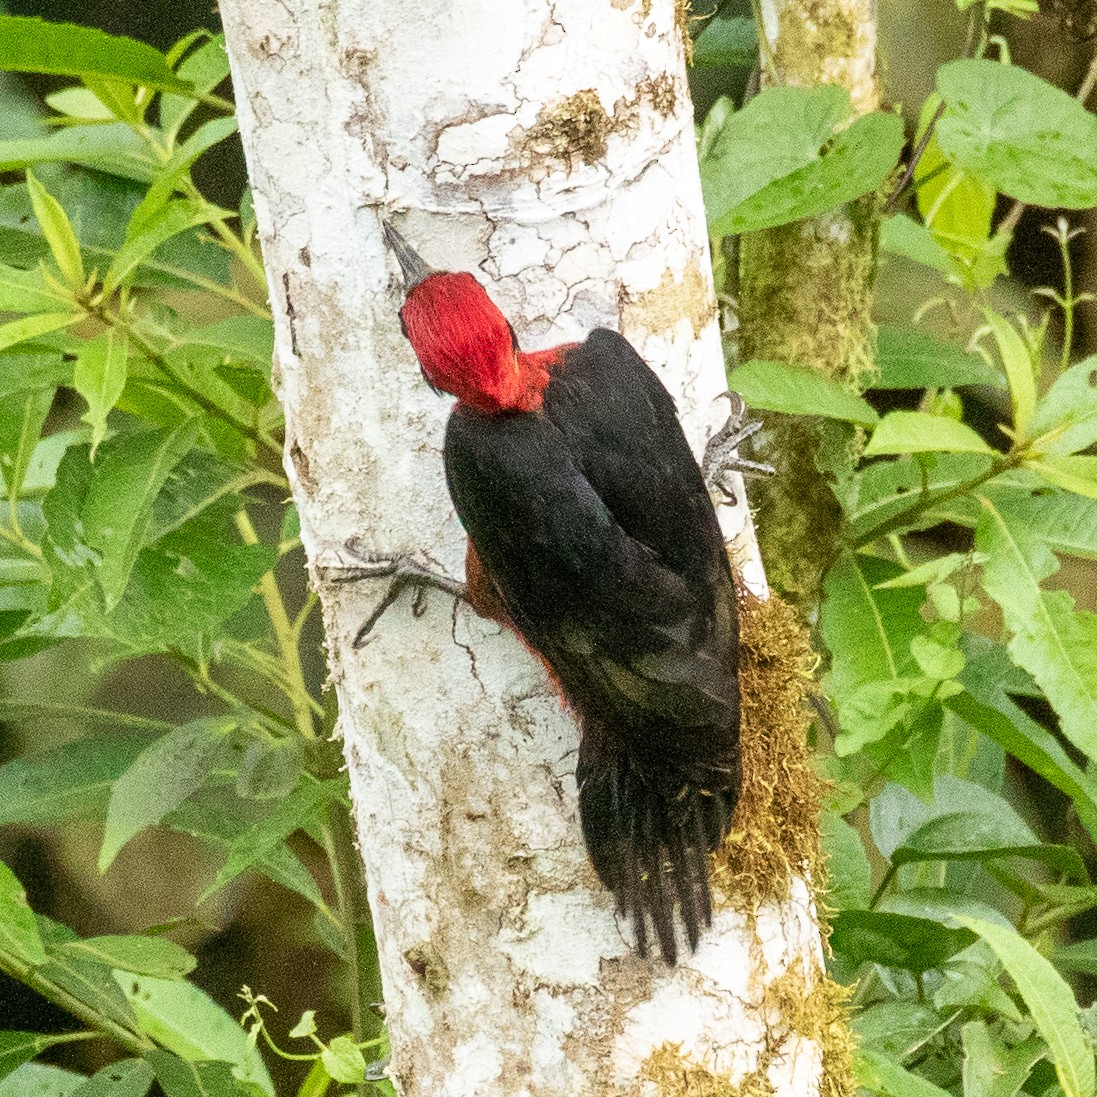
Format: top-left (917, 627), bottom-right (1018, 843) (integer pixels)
top-left (382, 221), bottom-right (435, 289)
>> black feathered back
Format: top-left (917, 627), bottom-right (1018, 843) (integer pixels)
top-left (444, 329), bottom-right (741, 962)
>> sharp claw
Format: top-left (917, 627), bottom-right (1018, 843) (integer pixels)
top-left (702, 410), bottom-right (772, 492)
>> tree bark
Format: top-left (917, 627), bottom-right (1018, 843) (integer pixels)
top-left (219, 1), bottom-right (830, 1092)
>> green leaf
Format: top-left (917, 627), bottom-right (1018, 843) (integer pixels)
top-left (1029, 456), bottom-right (1097, 500)
top-left (70, 1059), bottom-right (154, 1097)
top-left (953, 916), bottom-right (1095, 1097)
top-left (876, 328), bottom-right (1004, 390)
top-left (200, 780), bottom-right (343, 903)
top-left (1057, 938), bottom-right (1097, 977)
top-left (105, 199), bottom-right (228, 297)
top-left (0, 732), bottom-right (150, 826)
top-left (0, 1033), bottom-right (73, 1083)
top-left (0, 860), bottom-right (46, 966)
top-left (61, 935), bottom-right (196, 979)
top-left (0, 1062), bottom-right (86, 1096)
top-left (73, 328), bottom-right (128, 457)
top-left (0, 387), bottom-right (54, 504)
top-left (25, 172), bottom-right (84, 289)
top-left (982, 310), bottom-right (1037, 441)
top-left (937, 59), bottom-right (1097, 209)
top-left (874, 552), bottom-right (982, 590)
top-left (0, 17), bottom-right (193, 93)
top-left (702, 85), bottom-right (904, 235)
top-left (160, 35), bottom-right (231, 140)
top-left (320, 1037), bottom-right (365, 1085)
top-left (1030, 357), bottom-right (1097, 456)
top-left (44, 87), bottom-right (116, 123)
top-left (730, 359), bottom-right (879, 425)
top-left (288, 1011), bottom-right (317, 1040)
top-left (977, 497), bottom-right (1097, 762)
top-left (0, 125), bottom-right (154, 182)
top-left (892, 811), bottom-right (1086, 881)
top-left (79, 420), bottom-right (200, 609)
top-left (830, 909), bottom-right (977, 972)
top-left (910, 634), bottom-right (965, 681)
top-left (855, 1048), bottom-right (954, 1097)
top-left (865, 411), bottom-right (995, 456)
top-left (181, 317), bottom-right (274, 369)
top-left (146, 1052), bottom-right (265, 1097)
top-left (0, 263), bottom-right (76, 314)
top-left (880, 213), bottom-right (954, 275)
top-left (119, 981), bottom-right (273, 1093)
top-left (851, 1001), bottom-right (942, 1062)
top-left (99, 718), bottom-right (234, 873)
top-left (693, 16), bottom-right (757, 67)
top-left (0, 312), bottom-right (82, 355)
top-left (820, 812), bottom-right (872, 910)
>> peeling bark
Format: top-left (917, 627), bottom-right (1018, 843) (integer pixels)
top-left (219, 1), bottom-right (829, 1093)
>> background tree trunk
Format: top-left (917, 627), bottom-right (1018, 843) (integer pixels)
top-left (739, 0), bottom-right (881, 605)
top-left (219, 1), bottom-right (832, 1092)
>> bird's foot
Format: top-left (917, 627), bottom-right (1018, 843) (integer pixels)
top-left (703, 399), bottom-right (774, 505)
top-left (332, 539), bottom-right (467, 648)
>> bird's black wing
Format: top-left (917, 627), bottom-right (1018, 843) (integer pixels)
top-left (444, 328), bottom-right (741, 962)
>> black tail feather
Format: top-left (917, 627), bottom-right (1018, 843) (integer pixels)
top-left (576, 725), bottom-right (739, 964)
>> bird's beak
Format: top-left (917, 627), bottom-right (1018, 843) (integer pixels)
top-left (382, 220), bottom-right (435, 289)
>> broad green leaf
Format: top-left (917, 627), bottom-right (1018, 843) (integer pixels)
top-left (62, 934), bottom-right (196, 979)
top-left (730, 359), bottom-right (879, 425)
top-left (0, 312), bottom-right (82, 355)
top-left (99, 718), bottom-right (234, 872)
top-left (181, 317), bottom-right (274, 369)
top-left (34, 916), bottom-right (140, 1035)
top-left (702, 85), bottom-right (903, 235)
top-left (1030, 357), bottom-right (1097, 456)
top-left (915, 96), bottom-right (996, 260)
top-left (146, 1052), bottom-right (265, 1097)
top-left (105, 199), bottom-right (229, 297)
top-left (0, 125), bottom-right (154, 183)
top-left (820, 812), bottom-right (872, 910)
top-left (875, 552), bottom-right (982, 590)
top-left (830, 910), bottom-right (976, 972)
top-left (892, 811), bottom-right (1086, 881)
top-left (147, 450), bottom-right (263, 542)
top-left (982, 311), bottom-right (1037, 441)
top-left (693, 16), bottom-right (757, 67)
top-left (25, 173), bottom-right (83, 289)
top-left (0, 860), bottom-right (46, 966)
top-left (0, 263), bottom-right (75, 314)
top-left (0, 17), bottom-right (193, 93)
top-left (849, 453), bottom-right (994, 542)
top-left (865, 411), bottom-right (995, 456)
top-left (1029, 456), bottom-right (1097, 500)
top-left (0, 1062), bottom-right (86, 1096)
top-left (977, 497), bottom-right (1097, 761)
top-left (953, 916), bottom-right (1095, 1097)
top-left (855, 1048), bottom-right (953, 1097)
top-left (937, 59), bottom-right (1097, 209)
top-left (851, 1001), bottom-right (942, 1062)
top-left (321, 1036), bottom-right (365, 1085)
top-left (44, 87), bottom-right (115, 123)
top-left (70, 1059), bottom-right (153, 1097)
top-left (200, 779), bottom-right (343, 902)
top-left (880, 213), bottom-right (954, 275)
top-left (822, 552), bottom-right (924, 692)
top-left (79, 420), bottom-right (200, 609)
top-left (910, 634), bottom-right (965, 681)
top-left (160, 35), bottom-right (231, 140)
top-left (0, 387), bottom-right (54, 503)
top-left (0, 732), bottom-right (150, 826)
top-left (1057, 938), bottom-right (1097, 977)
top-left (876, 328), bottom-right (1004, 390)
top-left (119, 981), bottom-right (273, 1093)
top-left (947, 687), bottom-right (1097, 844)
top-left (73, 328), bottom-right (128, 457)
top-left (81, 78), bottom-right (144, 129)
top-left (0, 1033), bottom-right (74, 1083)
top-left (0, 351), bottom-right (69, 401)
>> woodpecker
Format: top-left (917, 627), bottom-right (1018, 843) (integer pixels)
top-left (376, 221), bottom-right (742, 963)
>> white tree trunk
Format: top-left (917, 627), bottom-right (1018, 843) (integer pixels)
top-left (220, 1), bottom-right (825, 1092)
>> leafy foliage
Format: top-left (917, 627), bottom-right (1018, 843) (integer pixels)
top-left (0, 18), bottom-right (387, 1097)
top-left (697, 3), bottom-right (1097, 1095)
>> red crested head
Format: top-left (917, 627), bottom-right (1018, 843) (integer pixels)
top-left (384, 223), bottom-right (548, 415)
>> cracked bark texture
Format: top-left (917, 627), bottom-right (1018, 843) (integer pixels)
top-left (219, 1), bottom-right (824, 1093)
top-left (740, 0), bottom-right (880, 604)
